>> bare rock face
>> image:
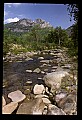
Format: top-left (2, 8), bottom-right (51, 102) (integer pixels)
top-left (8, 90), bottom-right (26, 103)
top-left (16, 98), bottom-right (45, 114)
top-left (33, 84), bottom-right (45, 95)
top-left (5, 18), bottom-right (52, 33)
top-left (2, 102), bottom-right (18, 114)
top-left (47, 104), bottom-right (66, 115)
top-left (2, 96), bottom-right (6, 107)
top-left (43, 71), bottom-right (69, 93)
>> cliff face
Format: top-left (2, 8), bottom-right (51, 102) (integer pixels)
top-left (4, 18), bottom-right (53, 33)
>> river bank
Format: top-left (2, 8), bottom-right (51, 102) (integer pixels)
top-left (2, 48), bottom-right (77, 114)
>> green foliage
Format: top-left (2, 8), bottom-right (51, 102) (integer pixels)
top-left (45, 26), bottom-right (69, 47)
top-left (3, 22), bottom-right (78, 57)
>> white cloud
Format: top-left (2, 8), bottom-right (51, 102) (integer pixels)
top-left (4, 10), bottom-right (8, 16)
top-left (4, 17), bottom-right (19, 24)
top-left (5, 3), bottom-right (21, 7)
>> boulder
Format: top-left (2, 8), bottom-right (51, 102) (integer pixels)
top-left (8, 90), bottom-right (26, 103)
top-left (2, 96), bottom-right (6, 107)
top-left (33, 84), bottom-right (45, 95)
top-left (16, 98), bottom-right (45, 114)
top-left (47, 104), bottom-right (66, 115)
top-left (2, 102), bottom-right (18, 114)
top-left (33, 68), bottom-right (41, 73)
top-left (43, 71), bottom-right (69, 93)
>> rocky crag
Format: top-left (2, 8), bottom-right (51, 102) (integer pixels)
top-left (4, 18), bottom-right (53, 33)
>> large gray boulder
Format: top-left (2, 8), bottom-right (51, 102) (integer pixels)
top-left (43, 71), bottom-right (69, 93)
top-left (16, 98), bottom-right (45, 114)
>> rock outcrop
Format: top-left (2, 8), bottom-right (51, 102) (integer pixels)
top-left (4, 18), bottom-right (52, 33)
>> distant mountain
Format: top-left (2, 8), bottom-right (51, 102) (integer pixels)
top-left (4, 18), bottom-right (53, 33)
top-left (65, 25), bottom-right (73, 37)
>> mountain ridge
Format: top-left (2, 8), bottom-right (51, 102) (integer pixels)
top-left (4, 18), bottom-right (53, 33)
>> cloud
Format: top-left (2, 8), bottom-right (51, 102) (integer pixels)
top-left (4, 17), bottom-right (19, 24)
top-left (4, 10), bottom-right (8, 16)
top-left (5, 3), bottom-right (21, 7)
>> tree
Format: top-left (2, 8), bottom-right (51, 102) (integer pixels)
top-left (67, 4), bottom-right (79, 23)
top-left (45, 26), bottom-right (69, 47)
top-left (66, 4), bottom-right (79, 56)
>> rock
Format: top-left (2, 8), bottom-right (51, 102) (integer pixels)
top-left (8, 90), bottom-right (26, 103)
top-left (61, 64), bottom-right (71, 69)
top-left (25, 57), bottom-right (33, 61)
top-left (26, 80), bottom-right (32, 84)
top-left (26, 70), bottom-right (32, 73)
top-left (50, 52), bottom-right (55, 55)
top-left (33, 68), bottom-right (41, 73)
top-left (57, 53), bottom-right (62, 56)
top-left (44, 69), bottom-right (48, 72)
top-left (33, 84), bottom-right (45, 95)
top-left (38, 57), bottom-right (44, 60)
top-left (35, 94), bottom-right (49, 98)
top-left (42, 106), bottom-right (48, 115)
top-left (16, 98), bottom-right (45, 114)
top-left (38, 77), bottom-right (42, 80)
top-left (40, 60), bottom-right (50, 64)
top-left (43, 71), bottom-right (69, 93)
top-left (55, 93), bottom-right (67, 103)
top-left (41, 71), bottom-right (45, 74)
top-left (57, 94), bottom-right (77, 115)
top-left (42, 98), bottom-right (51, 104)
top-left (45, 87), bottom-right (50, 94)
top-left (51, 69), bottom-right (56, 72)
top-left (47, 104), bottom-right (66, 115)
top-left (52, 66), bottom-right (58, 69)
top-left (48, 64), bottom-right (51, 67)
top-left (2, 96), bottom-right (6, 107)
top-left (2, 102), bottom-right (18, 114)
top-left (40, 63), bottom-right (47, 67)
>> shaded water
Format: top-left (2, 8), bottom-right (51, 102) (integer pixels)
top-left (3, 53), bottom-right (56, 103)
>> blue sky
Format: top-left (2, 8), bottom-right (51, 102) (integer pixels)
top-left (4, 3), bottom-right (75, 29)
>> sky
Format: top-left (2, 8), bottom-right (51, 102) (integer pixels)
top-left (4, 3), bottom-right (75, 29)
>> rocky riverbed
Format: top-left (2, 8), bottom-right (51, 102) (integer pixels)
top-left (2, 48), bottom-right (78, 115)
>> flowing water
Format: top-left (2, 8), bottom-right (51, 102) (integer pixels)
top-left (3, 53), bottom-right (56, 103)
